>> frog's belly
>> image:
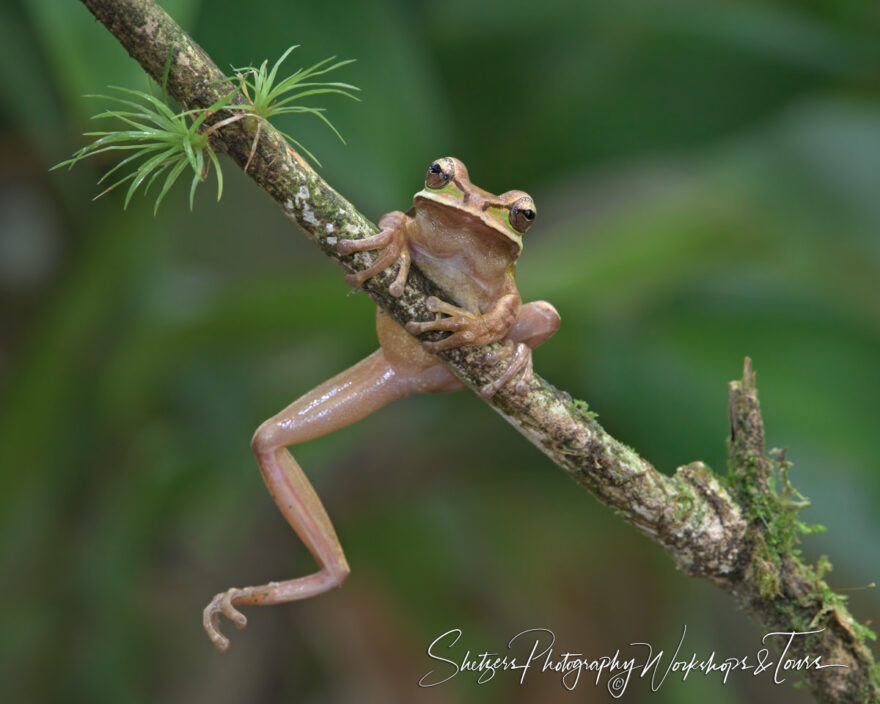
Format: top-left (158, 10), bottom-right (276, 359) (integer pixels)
top-left (408, 205), bottom-right (515, 312)
top-left (410, 249), bottom-right (503, 314)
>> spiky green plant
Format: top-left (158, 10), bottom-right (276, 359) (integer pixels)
top-left (53, 87), bottom-right (236, 214)
top-left (54, 47), bottom-right (359, 211)
top-left (229, 45), bottom-right (360, 168)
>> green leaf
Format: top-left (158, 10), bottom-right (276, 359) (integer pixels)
top-left (153, 158), bottom-right (188, 214)
top-left (228, 45), bottom-right (359, 165)
top-left (275, 128), bottom-right (322, 167)
top-left (207, 148), bottom-right (223, 201)
top-left (266, 45), bottom-right (299, 91)
top-left (181, 133), bottom-right (198, 173)
top-left (97, 145), bottom-right (161, 184)
top-left (188, 167), bottom-right (200, 210)
top-left (108, 85), bottom-right (179, 122)
top-left (124, 147), bottom-right (178, 208)
top-left (53, 85), bottom-right (231, 213)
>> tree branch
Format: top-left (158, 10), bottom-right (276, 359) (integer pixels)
top-left (77, 1), bottom-right (878, 700)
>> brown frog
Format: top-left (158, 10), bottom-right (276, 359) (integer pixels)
top-left (204, 157), bottom-right (560, 651)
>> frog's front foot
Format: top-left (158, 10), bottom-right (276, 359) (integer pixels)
top-left (337, 211), bottom-right (411, 296)
top-left (203, 586), bottom-right (255, 653)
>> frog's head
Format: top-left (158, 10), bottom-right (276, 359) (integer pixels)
top-left (413, 157), bottom-right (536, 256)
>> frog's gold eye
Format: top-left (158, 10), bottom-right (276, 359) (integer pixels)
top-left (425, 158), bottom-right (455, 189)
top-left (508, 196), bottom-right (537, 234)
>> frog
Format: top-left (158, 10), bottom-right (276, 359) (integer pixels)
top-left (203, 157), bottom-right (560, 651)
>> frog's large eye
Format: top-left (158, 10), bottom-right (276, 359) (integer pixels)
top-left (426, 158), bottom-right (455, 189)
top-left (509, 196), bottom-right (537, 234)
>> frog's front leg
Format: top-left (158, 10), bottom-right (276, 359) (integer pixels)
top-left (202, 347), bottom-right (446, 652)
top-left (337, 211), bottom-right (411, 296)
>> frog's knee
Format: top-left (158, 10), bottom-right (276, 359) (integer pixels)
top-left (527, 301), bottom-right (561, 330)
top-left (512, 301), bottom-right (560, 349)
top-left (251, 421), bottom-right (279, 456)
top-left (330, 561), bottom-right (351, 586)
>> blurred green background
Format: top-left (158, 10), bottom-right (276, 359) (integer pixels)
top-left (1, 0), bottom-right (878, 702)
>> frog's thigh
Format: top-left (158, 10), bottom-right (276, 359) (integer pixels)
top-left (509, 301), bottom-right (561, 350)
top-left (252, 332), bottom-right (459, 569)
top-left (246, 339), bottom-right (457, 579)
top-left (376, 308), bottom-right (463, 394)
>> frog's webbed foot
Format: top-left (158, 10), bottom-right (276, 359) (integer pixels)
top-left (337, 211), bottom-right (411, 296)
top-left (203, 571), bottom-right (341, 652)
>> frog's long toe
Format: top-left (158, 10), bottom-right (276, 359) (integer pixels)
top-left (343, 241), bottom-right (402, 289)
top-left (425, 296), bottom-right (472, 317)
top-left (388, 249), bottom-right (411, 297)
top-left (203, 588), bottom-right (249, 653)
top-left (337, 211), bottom-right (411, 295)
top-left (480, 342), bottom-right (532, 398)
top-left (336, 228), bottom-right (392, 256)
top-left (405, 315), bottom-right (469, 336)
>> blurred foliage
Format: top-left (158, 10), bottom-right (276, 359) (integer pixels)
top-left (0, 1), bottom-right (878, 703)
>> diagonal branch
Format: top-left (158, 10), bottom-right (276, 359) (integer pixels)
top-left (77, 1), bottom-right (878, 701)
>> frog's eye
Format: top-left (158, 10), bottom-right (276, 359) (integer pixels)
top-left (508, 196), bottom-right (537, 234)
top-left (425, 158), bottom-right (455, 189)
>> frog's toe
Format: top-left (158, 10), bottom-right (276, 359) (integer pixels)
top-left (339, 211), bottom-right (413, 294)
top-left (425, 297), bottom-right (472, 317)
top-left (336, 228), bottom-right (392, 255)
top-left (406, 316), bottom-right (469, 336)
top-left (343, 240), bottom-right (402, 289)
top-left (203, 588), bottom-right (249, 653)
top-left (388, 250), bottom-right (411, 297)
top-left (203, 597), bottom-right (231, 652)
top-left (222, 590), bottom-right (249, 628)
top-left (422, 329), bottom-right (478, 352)
top-left (479, 342), bottom-right (532, 398)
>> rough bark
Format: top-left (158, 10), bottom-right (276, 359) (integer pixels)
top-left (76, 1), bottom-right (879, 700)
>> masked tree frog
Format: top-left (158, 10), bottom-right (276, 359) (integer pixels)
top-left (203, 157), bottom-right (560, 651)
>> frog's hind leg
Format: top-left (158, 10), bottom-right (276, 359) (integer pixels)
top-left (203, 348), bottom-right (448, 652)
top-left (479, 300), bottom-right (561, 398)
top-left (511, 300), bottom-right (561, 349)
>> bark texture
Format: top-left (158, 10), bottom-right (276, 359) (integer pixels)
top-left (77, 1), bottom-right (879, 700)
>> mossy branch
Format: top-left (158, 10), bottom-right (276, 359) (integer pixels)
top-left (77, 1), bottom-right (877, 700)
